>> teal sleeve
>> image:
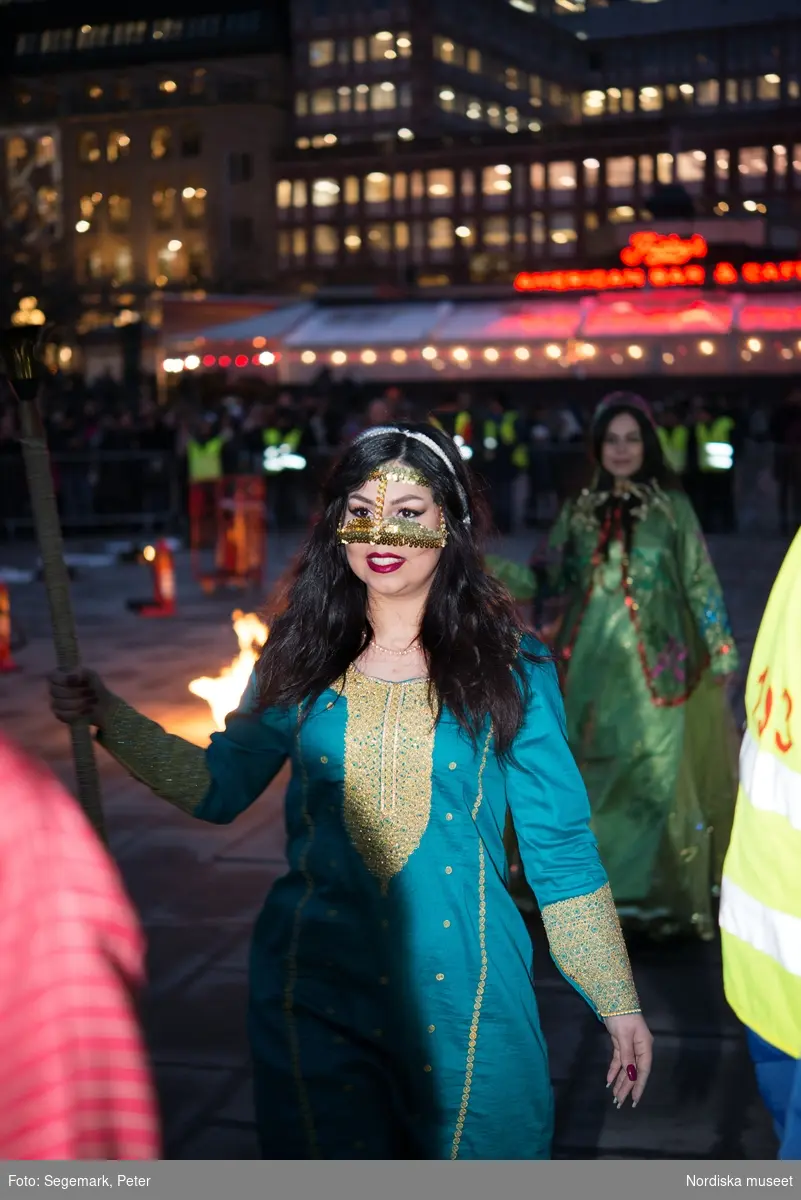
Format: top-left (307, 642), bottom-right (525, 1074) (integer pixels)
top-left (505, 646), bottom-right (641, 1018)
top-left (505, 651), bottom-right (607, 908)
top-left (198, 675), bottom-right (293, 824)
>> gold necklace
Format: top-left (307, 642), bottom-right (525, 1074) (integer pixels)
top-left (371, 637), bottom-right (419, 657)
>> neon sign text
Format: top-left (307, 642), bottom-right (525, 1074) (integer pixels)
top-left (514, 266), bottom-right (705, 292)
top-left (619, 231), bottom-right (708, 268)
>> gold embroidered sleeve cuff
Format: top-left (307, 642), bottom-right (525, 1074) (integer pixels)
top-left (98, 699), bottom-right (211, 816)
top-left (540, 883), bottom-right (641, 1018)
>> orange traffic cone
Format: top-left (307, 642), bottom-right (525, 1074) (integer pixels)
top-left (128, 540), bottom-right (176, 617)
top-left (0, 583), bottom-right (20, 672)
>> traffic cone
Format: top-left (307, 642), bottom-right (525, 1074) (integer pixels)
top-left (0, 583), bottom-right (20, 672)
top-left (127, 540), bottom-right (177, 617)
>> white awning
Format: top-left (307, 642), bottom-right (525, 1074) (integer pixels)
top-left (283, 302), bottom-right (452, 347)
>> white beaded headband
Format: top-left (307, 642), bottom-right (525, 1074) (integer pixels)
top-left (356, 426), bottom-right (471, 524)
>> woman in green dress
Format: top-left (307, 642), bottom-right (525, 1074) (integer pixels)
top-left (49, 423), bottom-right (652, 1159)
top-left (492, 394), bottom-right (740, 942)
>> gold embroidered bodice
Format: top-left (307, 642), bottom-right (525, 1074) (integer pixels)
top-left (341, 666), bottom-right (436, 891)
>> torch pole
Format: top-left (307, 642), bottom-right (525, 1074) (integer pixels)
top-left (8, 370), bottom-right (106, 840)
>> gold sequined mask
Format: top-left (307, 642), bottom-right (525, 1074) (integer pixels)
top-left (337, 464), bottom-right (448, 550)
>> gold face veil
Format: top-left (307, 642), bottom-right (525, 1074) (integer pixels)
top-left (337, 427), bottom-right (471, 551)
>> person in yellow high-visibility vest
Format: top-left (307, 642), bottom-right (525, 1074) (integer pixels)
top-left (186, 422), bottom-right (224, 484)
top-left (657, 411), bottom-right (689, 477)
top-left (476, 396), bottom-right (528, 534)
top-left (720, 531), bottom-right (801, 1159)
top-left (694, 402), bottom-right (737, 533)
top-left (428, 394), bottom-right (473, 459)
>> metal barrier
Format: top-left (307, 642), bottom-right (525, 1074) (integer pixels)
top-left (0, 450), bottom-right (184, 540)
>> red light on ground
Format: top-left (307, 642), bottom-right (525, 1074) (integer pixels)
top-left (218, 355), bottom-right (232, 367)
top-left (234, 354), bottom-right (249, 367)
top-left (202, 354), bottom-right (216, 366)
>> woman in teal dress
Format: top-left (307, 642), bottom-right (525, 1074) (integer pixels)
top-left (490, 394), bottom-right (740, 942)
top-left (50, 423), bottom-right (652, 1159)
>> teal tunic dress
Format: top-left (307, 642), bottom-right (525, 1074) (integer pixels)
top-left (99, 635), bottom-right (640, 1159)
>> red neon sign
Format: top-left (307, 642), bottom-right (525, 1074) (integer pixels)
top-left (514, 265), bottom-right (705, 293)
top-left (619, 231), bottom-right (708, 268)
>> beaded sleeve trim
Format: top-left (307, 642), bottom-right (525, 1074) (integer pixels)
top-left (540, 883), bottom-right (641, 1018)
top-left (98, 699), bottom-right (211, 815)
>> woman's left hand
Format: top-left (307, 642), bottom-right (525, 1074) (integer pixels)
top-left (604, 1013), bottom-right (653, 1109)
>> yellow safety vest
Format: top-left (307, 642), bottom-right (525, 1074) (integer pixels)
top-left (720, 529), bottom-right (801, 1058)
top-left (658, 425), bottom-right (689, 474)
top-left (696, 417), bottom-right (734, 473)
top-left (430, 411), bottom-right (472, 444)
top-left (484, 413), bottom-right (529, 471)
top-left (187, 436), bottom-right (223, 482)
top-left (264, 427), bottom-right (302, 452)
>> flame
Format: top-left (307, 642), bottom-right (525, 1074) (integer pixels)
top-left (189, 609), bottom-right (268, 730)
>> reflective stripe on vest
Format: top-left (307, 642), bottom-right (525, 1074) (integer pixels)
top-left (720, 529), bottom-right (801, 1057)
top-left (658, 425), bottom-right (688, 473)
top-left (697, 417), bottom-right (734, 472)
top-left (187, 437), bottom-right (222, 482)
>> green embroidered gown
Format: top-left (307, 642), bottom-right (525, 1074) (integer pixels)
top-left (96, 637), bottom-right (641, 1159)
top-left (490, 486), bottom-right (740, 941)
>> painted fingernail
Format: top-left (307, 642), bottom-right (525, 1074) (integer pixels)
top-left (606, 1080), bottom-right (612, 1089)
top-left (626, 1064), bottom-right (637, 1082)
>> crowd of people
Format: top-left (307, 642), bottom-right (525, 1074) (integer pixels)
top-left (2, 381), bottom-right (798, 1161)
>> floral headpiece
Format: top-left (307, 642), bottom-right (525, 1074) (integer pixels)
top-left (592, 391), bottom-right (656, 430)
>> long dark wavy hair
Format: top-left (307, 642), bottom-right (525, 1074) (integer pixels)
top-left (256, 423), bottom-right (541, 758)
top-left (589, 393), bottom-right (681, 560)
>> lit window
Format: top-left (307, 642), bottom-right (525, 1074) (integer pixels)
top-left (656, 152), bottom-right (673, 184)
top-left (344, 227), bottom-right (361, 253)
top-left (715, 149), bottom-right (729, 192)
top-left (36, 186), bottom-right (59, 222)
top-left (152, 19), bottom-right (183, 41)
top-left (79, 131), bottom-right (101, 164)
top-left (467, 48), bottom-right (481, 73)
top-left (311, 178), bottom-right (340, 207)
top-left (337, 85), bottom-right (352, 113)
top-left (639, 86), bottom-right (663, 113)
top-left (397, 34), bottom-right (412, 58)
top-left (159, 79), bottom-right (178, 94)
top-left (758, 73), bottom-right (781, 101)
top-left (547, 161), bottom-right (577, 196)
top-left (107, 131), bottom-right (131, 163)
top-left (309, 39), bottom-right (334, 67)
top-left (353, 37), bottom-right (367, 63)
top-left (606, 156), bottom-right (635, 188)
top-left (311, 89), bottom-right (335, 114)
top-left (108, 194), bottom-right (131, 227)
top-left (608, 206), bottom-right (635, 224)
top-left (364, 172), bottom-right (391, 204)
top-left (739, 146), bottom-right (768, 193)
top-left (36, 135), bottom-right (56, 166)
top-left (366, 223), bottom-right (392, 259)
top-left (295, 92), bottom-right (309, 117)
top-left (152, 187), bottom-right (177, 225)
top-left (550, 213), bottom-right (577, 254)
top-left (773, 144), bottom-right (788, 181)
top-left (428, 218), bottom-right (454, 251)
top-left (583, 158), bottom-right (600, 189)
top-left (79, 194), bottom-right (96, 219)
top-left (77, 25), bottom-right (110, 50)
top-left (40, 29), bottom-right (74, 54)
top-left (697, 80), bottom-right (719, 107)
top-left (277, 180), bottom-right (292, 209)
top-left (293, 180), bottom-right (307, 208)
top-left (112, 20), bottom-right (147, 45)
top-left (151, 127), bottom-right (171, 160)
top-left (292, 229), bottom-right (307, 259)
top-left (182, 188), bottom-right (206, 222)
top-left (313, 225), bottom-right (339, 261)
top-left (157, 239), bottom-right (186, 281)
top-left (88, 85), bottom-right (103, 100)
top-left (435, 37), bottom-right (454, 63)
top-left (483, 216), bottom-right (510, 248)
top-left (427, 169), bottom-right (454, 199)
top-left (531, 212), bottom-right (546, 249)
top-left (530, 162), bottom-right (545, 195)
top-left (395, 222), bottom-right (410, 250)
top-left (371, 82), bottom-right (396, 111)
top-left (482, 164), bottom-right (512, 197)
top-left (370, 32), bottom-right (393, 61)
top-left (393, 174), bottom-right (407, 202)
top-left (676, 150), bottom-right (705, 185)
top-left (582, 89), bottom-right (605, 116)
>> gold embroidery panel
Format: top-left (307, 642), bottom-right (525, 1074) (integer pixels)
top-left (540, 883), bottom-right (641, 1018)
top-left (342, 668), bottom-right (435, 887)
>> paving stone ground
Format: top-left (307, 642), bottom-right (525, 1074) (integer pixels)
top-left (0, 529), bottom-right (789, 1160)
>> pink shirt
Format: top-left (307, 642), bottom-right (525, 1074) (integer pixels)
top-left (0, 737), bottom-right (160, 1159)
